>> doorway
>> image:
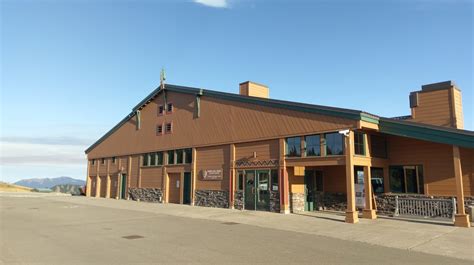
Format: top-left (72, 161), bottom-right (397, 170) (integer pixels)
top-left (168, 173), bottom-right (181, 204)
top-left (244, 170), bottom-right (270, 211)
top-left (304, 170), bottom-right (323, 211)
top-left (120, 174), bottom-right (127, 199)
top-left (183, 172), bottom-right (192, 205)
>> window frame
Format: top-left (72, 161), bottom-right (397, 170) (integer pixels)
top-left (389, 165), bottom-right (424, 194)
top-left (165, 122), bottom-right (173, 134)
top-left (285, 136), bottom-right (301, 157)
top-left (166, 102), bottom-right (173, 113)
top-left (354, 131), bottom-right (366, 156)
top-left (305, 134), bottom-right (321, 157)
top-left (158, 105), bottom-right (165, 116)
top-left (101, 158), bottom-right (106, 164)
top-left (156, 124), bottom-right (164, 135)
top-left (167, 150), bottom-right (175, 165)
top-left (325, 132), bottom-right (344, 156)
top-left (184, 148), bottom-right (192, 164)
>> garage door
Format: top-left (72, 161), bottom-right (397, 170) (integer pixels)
top-left (168, 173), bottom-right (180, 204)
top-left (90, 176), bottom-right (97, 197)
top-left (99, 176), bottom-right (107, 198)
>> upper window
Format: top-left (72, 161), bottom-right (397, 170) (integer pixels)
top-left (354, 131), bottom-right (366, 155)
top-left (325, 133), bottom-right (344, 155)
top-left (101, 158), bottom-right (106, 164)
top-left (91, 159), bottom-right (95, 165)
top-left (184, 148), bottom-right (192, 164)
top-left (150, 152), bottom-right (157, 166)
top-left (371, 167), bottom-right (384, 194)
top-left (371, 134), bottom-right (387, 158)
top-left (286, 137), bottom-right (301, 157)
top-left (156, 124), bottom-right (163, 135)
top-left (168, 150), bottom-right (175, 165)
top-left (271, 169), bottom-right (279, 191)
top-left (167, 103), bottom-right (173, 113)
top-left (142, 154), bottom-right (149, 166)
top-left (305, 135), bottom-right (320, 157)
top-left (158, 105), bottom-right (165, 115)
top-left (389, 165), bottom-right (424, 194)
top-left (112, 157), bottom-right (116, 164)
top-left (165, 122), bottom-right (173, 134)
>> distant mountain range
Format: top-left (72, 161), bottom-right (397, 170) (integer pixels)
top-left (15, 176), bottom-right (85, 189)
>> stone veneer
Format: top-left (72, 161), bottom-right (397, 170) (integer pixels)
top-left (234, 191), bottom-right (244, 210)
top-left (269, 191), bottom-right (280, 213)
top-left (194, 190), bottom-right (229, 208)
top-left (314, 192), bottom-right (346, 212)
top-left (290, 193), bottom-right (305, 212)
top-left (128, 188), bottom-right (163, 203)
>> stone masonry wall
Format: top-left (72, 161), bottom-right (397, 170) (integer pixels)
top-left (195, 190), bottom-right (229, 208)
top-left (128, 188), bottom-right (163, 203)
top-left (314, 192), bottom-right (346, 212)
top-left (234, 191), bottom-right (244, 210)
top-left (290, 193), bottom-right (305, 212)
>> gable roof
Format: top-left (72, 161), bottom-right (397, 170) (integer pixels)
top-left (85, 84), bottom-right (474, 154)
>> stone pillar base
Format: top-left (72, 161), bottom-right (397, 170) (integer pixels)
top-left (454, 214), bottom-right (471, 228)
top-left (280, 208), bottom-right (290, 214)
top-left (345, 211), bottom-right (359, 223)
top-left (362, 209), bottom-right (377, 219)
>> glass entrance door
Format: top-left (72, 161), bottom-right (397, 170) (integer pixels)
top-left (256, 170), bottom-right (270, 211)
top-left (244, 171), bottom-right (256, 210)
top-left (304, 170), bottom-right (315, 211)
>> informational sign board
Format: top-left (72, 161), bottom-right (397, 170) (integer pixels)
top-left (355, 170), bottom-right (365, 208)
top-left (201, 169), bottom-right (223, 181)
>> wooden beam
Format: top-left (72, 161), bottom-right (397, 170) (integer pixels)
top-left (362, 165), bottom-right (376, 219)
top-left (229, 144), bottom-right (235, 209)
top-left (453, 145), bottom-right (470, 228)
top-left (345, 131), bottom-right (358, 223)
top-left (106, 159), bottom-right (111, 198)
top-left (95, 160), bottom-right (100, 198)
top-left (191, 148), bottom-right (197, 206)
top-left (279, 138), bottom-right (290, 214)
top-left (86, 160), bottom-right (91, 197)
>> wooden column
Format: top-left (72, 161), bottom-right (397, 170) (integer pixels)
top-left (127, 156), bottom-right (132, 199)
top-left (138, 155), bottom-right (142, 188)
top-left (163, 151), bottom-right (169, 203)
top-left (345, 131), bottom-right (358, 223)
top-left (106, 159), bottom-right (111, 198)
top-left (279, 138), bottom-right (290, 214)
top-left (86, 161), bottom-right (91, 197)
top-left (362, 165), bottom-right (376, 219)
top-left (95, 160), bottom-right (100, 198)
top-left (453, 146), bottom-right (470, 228)
top-left (229, 144), bottom-right (236, 209)
top-left (191, 148), bottom-right (197, 206)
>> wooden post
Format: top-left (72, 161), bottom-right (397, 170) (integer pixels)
top-left (191, 148), bottom-right (197, 206)
top-left (362, 165), bottom-right (376, 219)
top-left (453, 145), bottom-right (470, 228)
top-left (127, 156), bottom-right (132, 199)
top-left (229, 144), bottom-right (235, 209)
top-left (279, 138), bottom-right (290, 214)
top-left (345, 131), bottom-right (358, 223)
top-left (106, 159), bottom-right (111, 198)
top-left (86, 160), bottom-right (91, 197)
top-left (163, 152), bottom-right (168, 203)
top-left (95, 160), bottom-right (100, 198)
top-left (138, 155), bottom-right (142, 188)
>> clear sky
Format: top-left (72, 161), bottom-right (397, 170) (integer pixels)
top-left (1, 0), bottom-right (472, 183)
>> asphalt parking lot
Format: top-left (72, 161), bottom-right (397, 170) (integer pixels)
top-left (1, 194), bottom-right (472, 265)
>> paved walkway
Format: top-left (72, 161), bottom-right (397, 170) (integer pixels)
top-left (38, 195), bottom-right (474, 261)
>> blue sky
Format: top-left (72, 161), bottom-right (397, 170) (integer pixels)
top-left (1, 0), bottom-right (472, 183)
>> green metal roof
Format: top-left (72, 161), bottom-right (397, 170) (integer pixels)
top-left (85, 84), bottom-right (474, 154)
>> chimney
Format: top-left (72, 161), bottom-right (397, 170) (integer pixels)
top-left (409, 81), bottom-right (464, 129)
top-left (239, 81), bottom-right (269, 99)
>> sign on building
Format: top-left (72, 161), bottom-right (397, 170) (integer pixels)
top-left (201, 169), bottom-right (223, 181)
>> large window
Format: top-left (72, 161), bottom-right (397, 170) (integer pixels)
top-left (142, 154), bottom-right (149, 166)
top-left (176, 149), bottom-right (184, 164)
top-left (390, 165), bottom-right (424, 194)
top-left (354, 131), bottom-right (365, 155)
top-left (142, 152), bottom-right (163, 167)
top-left (168, 150), bottom-right (175, 165)
top-left (271, 170), bottom-right (279, 191)
top-left (305, 135), bottom-right (320, 157)
top-left (184, 148), bottom-right (192, 164)
top-left (156, 152), bottom-right (163, 165)
top-left (237, 171), bottom-right (244, 191)
top-left (371, 134), bottom-right (387, 158)
top-left (325, 133), bottom-right (344, 155)
top-left (286, 137), bottom-right (301, 157)
top-left (371, 168), bottom-right (384, 194)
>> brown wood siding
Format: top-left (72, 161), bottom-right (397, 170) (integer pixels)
top-left (412, 89), bottom-right (452, 127)
top-left (288, 167), bottom-right (304, 193)
top-left (90, 176), bottom-right (97, 197)
top-left (87, 91), bottom-right (356, 159)
top-left (99, 176), bottom-right (107, 197)
top-left (141, 167), bottom-right (163, 188)
top-left (322, 166), bottom-right (346, 193)
top-left (195, 145), bottom-right (230, 191)
top-left (109, 160), bottom-right (119, 174)
top-left (98, 161), bottom-right (107, 175)
top-left (110, 175), bottom-right (118, 199)
top-left (460, 148), bottom-right (473, 196)
top-left (168, 173), bottom-right (180, 203)
top-left (235, 139), bottom-right (279, 161)
top-left (386, 136), bottom-right (473, 196)
top-left (453, 89), bottom-right (464, 129)
top-left (129, 155), bottom-right (140, 188)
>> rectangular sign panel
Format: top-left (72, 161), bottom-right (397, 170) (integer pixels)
top-left (201, 169), bottom-right (223, 181)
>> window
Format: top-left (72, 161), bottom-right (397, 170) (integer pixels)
top-left (142, 154), bottom-right (149, 166)
top-left (101, 158), bottom-right (105, 164)
top-left (156, 124), bottom-right (163, 135)
top-left (271, 170), bottom-right (279, 191)
top-left (165, 122), bottom-right (173, 134)
top-left (112, 157), bottom-right (116, 164)
top-left (167, 103), bottom-right (173, 113)
top-left (157, 152), bottom-right (163, 166)
top-left (286, 137), bottom-right (301, 157)
top-left (237, 171), bottom-right (244, 191)
top-left (158, 105), bottom-right (165, 115)
top-left (168, 150), bottom-right (175, 165)
top-left (184, 148), bottom-right (192, 164)
top-left (305, 135), bottom-right (320, 157)
top-left (150, 152), bottom-right (157, 166)
top-left (354, 131), bottom-right (365, 155)
top-left (325, 133), bottom-right (344, 155)
top-left (176, 149), bottom-right (184, 164)
top-left (371, 134), bottom-right (387, 158)
top-left (91, 159), bottom-right (95, 165)
top-left (371, 168), bottom-right (384, 194)
top-left (389, 165), bottom-right (424, 194)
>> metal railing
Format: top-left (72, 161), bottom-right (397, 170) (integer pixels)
top-left (394, 196), bottom-right (456, 220)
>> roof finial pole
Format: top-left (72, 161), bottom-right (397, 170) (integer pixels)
top-left (160, 68), bottom-right (166, 90)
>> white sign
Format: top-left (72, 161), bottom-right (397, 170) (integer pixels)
top-left (201, 169), bottom-right (223, 181)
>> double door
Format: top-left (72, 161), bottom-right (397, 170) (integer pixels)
top-left (244, 170), bottom-right (270, 211)
top-left (304, 170), bottom-right (323, 211)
